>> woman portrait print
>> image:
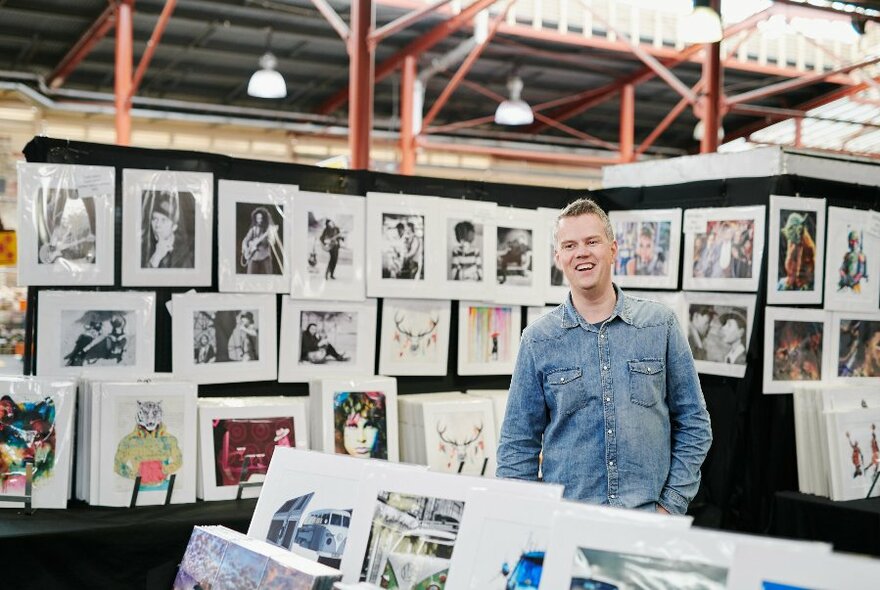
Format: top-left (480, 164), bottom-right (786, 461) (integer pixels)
top-left (141, 190), bottom-right (195, 269)
top-left (333, 391), bottom-right (387, 460)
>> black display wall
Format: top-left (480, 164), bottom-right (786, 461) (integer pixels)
top-left (21, 136), bottom-right (880, 541)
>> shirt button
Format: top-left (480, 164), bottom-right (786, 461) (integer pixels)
top-left (605, 397), bottom-right (611, 402)
top-left (603, 365), bottom-right (608, 371)
top-left (610, 494), bottom-right (616, 499)
top-left (609, 461), bottom-right (614, 466)
top-left (607, 429), bottom-right (612, 434)
top-left (560, 378), bottom-right (565, 383)
top-left (600, 334), bottom-right (605, 338)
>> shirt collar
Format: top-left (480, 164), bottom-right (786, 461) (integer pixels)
top-left (561, 283), bottom-right (633, 329)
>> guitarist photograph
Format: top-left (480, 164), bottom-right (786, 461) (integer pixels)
top-left (238, 205), bottom-right (282, 275)
top-left (37, 188), bottom-right (97, 265)
top-left (319, 218), bottom-right (343, 280)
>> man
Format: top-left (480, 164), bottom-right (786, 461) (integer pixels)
top-left (319, 218), bottom-right (343, 280)
top-left (497, 197), bottom-right (712, 515)
top-left (240, 207), bottom-right (277, 275)
top-left (719, 311), bottom-right (747, 365)
top-left (300, 322), bottom-right (347, 363)
top-left (143, 191), bottom-right (194, 269)
top-left (688, 305), bottom-right (713, 361)
top-left (228, 311), bottom-right (258, 361)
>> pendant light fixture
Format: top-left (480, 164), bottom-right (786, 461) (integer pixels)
top-left (248, 28), bottom-right (287, 99)
top-left (678, 0), bottom-right (723, 44)
top-left (494, 76), bottom-right (534, 126)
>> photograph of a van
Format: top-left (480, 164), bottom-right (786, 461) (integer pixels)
top-left (294, 507), bottom-right (352, 568)
top-left (502, 550), bottom-right (544, 590)
top-left (379, 528), bottom-right (456, 590)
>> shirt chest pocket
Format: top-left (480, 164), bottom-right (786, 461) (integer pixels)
top-left (628, 359), bottom-right (665, 407)
top-left (545, 367), bottom-right (585, 417)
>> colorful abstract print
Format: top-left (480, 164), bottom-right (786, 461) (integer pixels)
top-left (0, 395), bottom-right (56, 491)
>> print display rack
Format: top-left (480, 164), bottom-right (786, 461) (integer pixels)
top-left (0, 460), bottom-right (34, 514)
top-left (130, 472), bottom-right (176, 508)
top-left (234, 454), bottom-right (266, 500)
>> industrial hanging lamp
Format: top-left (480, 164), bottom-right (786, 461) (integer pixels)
top-left (678, 0), bottom-right (723, 44)
top-left (494, 76), bottom-right (534, 126)
top-left (248, 28), bottom-right (287, 99)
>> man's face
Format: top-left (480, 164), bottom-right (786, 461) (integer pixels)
top-left (255, 212), bottom-right (264, 226)
top-left (151, 211), bottom-right (175, 240)
top-left (721, 318), bottom-right (744, 345)
top-left (691, 311), bottom-right (710, 336)
top-left (637, 234), bottom-right (654, 262)
top-left (554, 213), bottom-right (617, 295)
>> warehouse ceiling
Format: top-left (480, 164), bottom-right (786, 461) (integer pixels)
top-left (0, 0), bottom-right (877, 159)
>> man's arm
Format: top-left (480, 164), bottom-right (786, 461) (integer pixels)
top-left (496, 337), bottom-right (547, 480)
top-left (660, 313), bottom-right (713, 514)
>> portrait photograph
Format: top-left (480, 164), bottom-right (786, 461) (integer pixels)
top-left (122, 168), bottom-right (213, 287)
top-left (538, 207), bottom-right (569, 304)
top-left (17, 162), bottom-right (115, 286)
top-left (438, 198), bottom-right (497, 301)
top-left (366, 192), bottom-right (442, 299)
top-left (766, 195), bottom-right (826, 305)
top-left (830, 312), bottom-right (880, 383)
top-left (824, 206), bottom-right (880, 312)
top-left (609, 208), bottom-right (682, 290)
top-left (278, 298), bottom-right (377, 382)
top-left (763, 307), bottom-right (831, 394)
top-left (493, 206), bottom-right (546, 306)
top-left (36, 290), bottom-right (156, 378)
top-left (683, 205), bottom-right (766, 292)
top-left (291, 191), bottom-right (366, 301)
top-left (378, 298), bottom-right (451, 376)
top-left (457, 301), bottom-right (522, 376)
top-left (683, 292), bottom-right (756, 379)
top-left (218, 179), bottom-right (296, 293)
top-left (171, 293), bottom-right (277, 384)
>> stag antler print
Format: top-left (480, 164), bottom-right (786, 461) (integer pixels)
top-left (394, 311), bottom-right (440, 355)
top-left (436, 421), bottom-right (484, 466)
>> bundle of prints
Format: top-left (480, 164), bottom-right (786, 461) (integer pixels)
top-left (196, 396), bottom-right (310, 501)
top-left (0, 376), bottom-right (75, 509)
top-left (763, 307), bottom-right (831, 394)
top-left (609, 208), bottom-right (682, 290)
top-left (766, 196), bottom-right (826, 305)
top-left (823, 206), bottom-right (880, 312)
top-left (683, 293), bottom-right (756, 378)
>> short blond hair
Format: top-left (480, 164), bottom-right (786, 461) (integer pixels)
top-left (554, 197), bottom-right (615, 244)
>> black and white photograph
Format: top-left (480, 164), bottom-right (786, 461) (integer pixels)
top-left (278, 298), bottom-right (377, 382)
top-left (172, 293), bottom-right (277, 384)
top-left (36, 290), bottom-right (156, 377)
top-left (291, 191), bottom-right (366, 301)
top-left (438, 199), bottom-right (496, 300)
top-left (122, 169), bottom-right (213, 287)
top-left (493, 207), bottom-right (546, 306)
top-left (17, 162), bottom-right (115, 285)
top-left (381, 213), bottom-right (425, 280)
top-left (684, 292), bottom-right (756, 378)
top-left (448, 218), bottom-right (484, 282)
top-left (218, 180), bottom-right (295, 293)
top-left (496, 226), bottom-right (533, 287)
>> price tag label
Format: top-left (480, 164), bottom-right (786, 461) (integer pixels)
top-left (867, 210), bottom-right (880, 238)
top-left (683, 210), bottom-right (708, 234)
top-left (73, 168), bottom-right (113, 200)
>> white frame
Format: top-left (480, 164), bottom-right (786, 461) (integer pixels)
top-left (829, 311), bottom-right (880, 383)
top-left (278, 298), bottom-right (377, 382)
top-left (683, 292), bottom-right (756, 378)
top-left (217, 179), bottom-right (296, 293)
top-left (437, 198), bottom-right (497, 301)
top-left (763, 306), bottom-right (831, 394)
top-left (824, 205), bottom-right (880, 312)
top-left (457, 301), bottom-right (522, 376)
top-left (36, 290), bottom-right (156, 378)
top-left (766, 195), bottom-right (826, 305)
top-left (197, 397), bottom-right (309, 501)
top-left (309, 376), bottom-right (399, 462)
top-left (16, 162), bottom-right (115, 286)
top-left (291, 191), bottom-right (366, 301)
top-left (683, 205), bottom-right (766, 292)
top-left (378, 298), bottom-right (452, 376)
top-left (422, 396), bottom-right (498, 476)
top-left (122, 168), bottom-right (213, 287)
top-left (537, 207), bottom-right (569, 304)
top-left (494, 206), bottom-right (547, 306)
top-left (366, 192), bottom-right (442, 299)
top-left (609, 207), bottom-right (682, 290)
top-left (826, 406), bottom-right (880, 501)
top-left (171, 292), bottom-right (278, 384)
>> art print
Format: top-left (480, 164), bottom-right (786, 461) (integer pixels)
top-left (763, 307), bottom-right (830, 394)
top-left (378, 298), bottom-right (451, 376)
top-left (766, 196), bottom-right (826, 305)
top-left (830, 410), bottom-right (880, 501)
top-left (568, 546), bottom-right (728, 589)
top-left (172, 293), bottom-right (277, 384)
top-left (824, 206), bottom-right (880, 312)
top-left (218, 180), bottom-right (296, 293)
top-left (831, 312), bottom-right (880, 381)
top-left (683, 293), bottom-right (756, 378)
top-left (494, 207), bottom-right (546, 306)
top-left (278, 299), bottom-right (377, 382)
top-left (122, 168), bottom-right (213, 286)
top-left (457, 301), bottom-right (522, 375)
top-left (683, 205), bottom-right (766, 292)
top-left (291, 191), bottom-right (366, 301)
top-left (36, 290), bottom-right (156, 378)
top-left (334, 392), bottom-right (388, 460)
top-left (538, 207), bottom-right (569, 304)
top-left (426, 410), bottom-right (494, 475)
top-left (609, 208), bottom-right (682, 290)
top-left (438, 199), bottom-right (497, 300)
top-left (17, 162), bottom-right (115, 285)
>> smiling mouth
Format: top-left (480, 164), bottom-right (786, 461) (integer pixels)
top-left (575, 263), bottom-right (595, 271)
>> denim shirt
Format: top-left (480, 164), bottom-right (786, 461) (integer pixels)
top-left (496, 285), bottom-right (712, 514)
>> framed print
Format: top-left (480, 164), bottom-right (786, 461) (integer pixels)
top-left (378, 298), bottom-right (451, 376)
top-left (309, 376), bottom-right (399, 462)
top-left (16, 162), bottom-right (115, 286)
top-left (423, 395), bottom-right (498, 476)
top-left (824, 206), bottom-right (880, 312)
top-left (683, 205), bottom-right (766, 292)
top-left (291, 191), bottom-right (366, 301)
top-left (767, 195), bottom-right (826, 305)
top-left (538, 207), bottom-right (569, 304)
top-left (826, 406), bottom-right (880, 501)
top-left (278, 298), bottom-right (377, 382)
top-left (96, 381), bottom-right (198, 507)
top-left (36, 290), bottom-right (156, 378)
top-left (610, 207), bottom-right (682, 289)
top-left (683, 292), bottom-right (756, 378)
top-left (196, 396), bottom-right (309, 501)
top-left (122, 168), bottom-right (213, 287)
top-left (366, 192), bottom-right (442, 299)
top-left (830, 311), bottom-right (880, 382)
top-left (438, 198), bottom-right (497, 301)
top-left (727, 542), bottom-right (875, 590)
top-left (217, 179), bottom-right (296, 293)
top-left (494, 206), bottom-right (547, 306)
top-left (763, 307), bottom-right (831, 394)
top-left (457, 301), bottom-right (522, 376)
top-left (171, 293), bottom-right (278, 384)
top-left (0, 377), bottom-right (76, 509)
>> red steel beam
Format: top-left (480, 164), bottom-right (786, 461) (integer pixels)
top-left (701, 0), bottom-right (722, 154)
top-left (129, 0), bottom-right (177, 101)
top-left (317, 0), bottom-right (499, 114)
top-left (416, 137), bottom-right (619, 166)
top-left (310, 0), bottom-right (351, 45)
top-left (369, 0), bottom-right (456, 47)
top-left (794, 117), bottom-right (803, 148)
top-left (619, 84), bottom-right (635, 162)
top-left (637, 80), bottom-right (704, 155)
top-left (349, 0), bottom-right (373, 169)
top-left (115, 0), bottom-right (133, 146)
top-left (798, 32), bottom-right (880, 94)
top-left (400, 54), bottom-right (417, 174)
top-left (47, 2), bottom-right (117, 89)
top-left (426, 114), bottom-right (497, 134)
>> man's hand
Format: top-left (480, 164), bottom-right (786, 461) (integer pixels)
top-left (655, 503), bottom-right (670, 515)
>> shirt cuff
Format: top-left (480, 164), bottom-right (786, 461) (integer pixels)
top-left (658, 487), bottom-right (689, 515)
